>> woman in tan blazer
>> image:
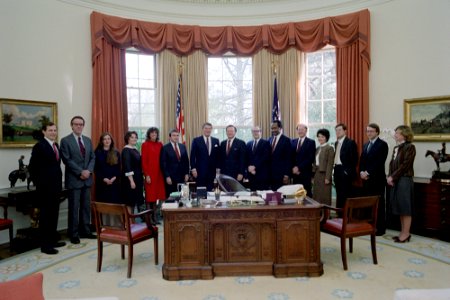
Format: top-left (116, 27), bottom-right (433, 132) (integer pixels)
top-left (312, 129), bottom-right (335, 205)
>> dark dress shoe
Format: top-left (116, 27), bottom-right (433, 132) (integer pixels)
top-left (41, 247), bottom-right (59, 255)
top-left (394, 235), bottom-right (411, 243)
top-left (70, 237), bottom-right (80, 244)
top-left (53, 241), bottom-right (66, 248)
top-left (80, 233), bottom-right (97, 239)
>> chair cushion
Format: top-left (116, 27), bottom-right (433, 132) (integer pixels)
top-left (99, 223), bottom-right (157, 243)
top-left (0, 218), bottom-right (13, 229)
top-left (0, 272), bottom-right (44, 300)
top-left (322, 218), bottom-right (374, 235)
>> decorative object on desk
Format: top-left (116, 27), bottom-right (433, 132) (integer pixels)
top-left (294, 186), bottom-right (307, 202)
top-left (197, 186), bottom-right (207, 199)
top-left (426, 142), bottom-right (450, 175)
top-left (8, 155), bottom-right (33, 189)
top-left (264, 191), bottom-right (282, 205)
top-left (214, 187), bottom-right (220, 200)
top-left (404, 95), bottom-right (450, 141)
top-left (0, 98), bottom-right (57, 147)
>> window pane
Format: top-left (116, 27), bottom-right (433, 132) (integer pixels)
top-left (307, 101), bottom-right (322, 123)
top-left (323, 100), bottom-right (336, 123)
top-left (323, 75), bottom-right (336, 99)
top-left (307, 53), bottom-right (322, 76)
top-left (308, 77), bottom-right (322, 100)
top-left (323, 51), bottom-right (336, 76)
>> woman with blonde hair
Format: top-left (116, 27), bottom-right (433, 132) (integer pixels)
top-left (387, 125), bottom-right (416, 243)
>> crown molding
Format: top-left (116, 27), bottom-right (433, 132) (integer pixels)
top-left (58, 0), bottom-right (392, 25)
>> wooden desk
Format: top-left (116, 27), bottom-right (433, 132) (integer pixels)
top-left (162, 198), bottom-right (323, 280)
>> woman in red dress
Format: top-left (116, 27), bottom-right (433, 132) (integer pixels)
top-left (141, 127), bottom-right (166, 224)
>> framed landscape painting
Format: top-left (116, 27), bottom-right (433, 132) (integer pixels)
top-left (404, 95), bottom-right (450, 141)
top-left (0, 98), bottom-right (57, 148)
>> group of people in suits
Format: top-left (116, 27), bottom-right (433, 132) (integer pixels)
top-left (28, 114), bottom-right (416, 255)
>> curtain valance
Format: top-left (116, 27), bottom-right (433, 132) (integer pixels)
top-left (91, 10), bottom-right (370, 68)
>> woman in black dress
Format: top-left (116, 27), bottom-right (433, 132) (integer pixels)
top-left (121, 131), bottom-right (144, 211)
top-left (387, 125), bottom-right (416, 243)
top-left (94, 132), bottom-right (121, 204)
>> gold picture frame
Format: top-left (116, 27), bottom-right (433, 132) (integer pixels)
top-left (404, 95), bottom-right (450, 141)
top-left (0, 98), bottom-right (58, 148)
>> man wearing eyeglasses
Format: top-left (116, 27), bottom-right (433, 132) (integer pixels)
top-left (60, 116), bottom-right (96, 244)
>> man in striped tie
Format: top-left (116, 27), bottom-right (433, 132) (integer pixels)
top-left (160, 129), bottom-right (190, 198)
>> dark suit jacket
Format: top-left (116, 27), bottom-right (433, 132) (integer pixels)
top-left (246, 139), bottom-right (271, 190)
top-left (29, 139), bottom-right (62, 193)
top-left (60, 134), bottom-right (96, 189)
top-left (190, 135), bottom-right (220, 190)
top-left (160, 142), bottom-right (190, 184)
top-left (269, 134), bottom-right (292, 189)
top-left (359, 138), bottom-right (389, 187)
top-left (335, 137), bottom-right (358, 179)
top-left (291, 136), bottom-right (316, 179)
top-left (220, 138), bottom-right (246, 179)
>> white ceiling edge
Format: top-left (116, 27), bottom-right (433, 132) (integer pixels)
top-left (57, 0), bottom-right (392, 25)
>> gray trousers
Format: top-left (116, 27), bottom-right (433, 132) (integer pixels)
top-left (67, 187), bottom-right (91, 238)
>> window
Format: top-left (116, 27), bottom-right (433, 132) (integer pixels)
top-left (208, 56), bottom-right (253, 141)
top-left (305, 48), bottom-right (337, 141)
top-left (125, 51), bottom-right (157, 146)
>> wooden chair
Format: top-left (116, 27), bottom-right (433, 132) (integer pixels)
top-left (0, 203), bottom-right (13, 251)
top-left (91, 202), bottom-right (158, 278)
top-left (321, 196), bottom-right (379, 270)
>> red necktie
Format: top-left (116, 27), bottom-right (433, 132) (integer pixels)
top-left (271, 136), bottom-right (277, 152)
top-left (78, 136), bottom-right (86, 157)
top-left (53, 143), bottom-right (59, 161)
top-left (226, 140), bottom-right (231, 155)
top-left (174, 143), bottom-right (181, 161)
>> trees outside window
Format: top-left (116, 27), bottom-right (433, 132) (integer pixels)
top-left (305, 48), bottom-right (337, 141)
top-left (125, 51), bottom-right (157, 147)
top-left (208, 56), bottom-right (253, 141)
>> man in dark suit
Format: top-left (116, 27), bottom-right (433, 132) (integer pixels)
top-left (60, 116), bottom-right (96, 244)
top-left (246, 126), bottom-right (271, 191)
top-left (160, 129), bottom-right (190, 198)
top-left (269, 120), bottom-right (292, 191)
top-left (359, 123), bottom-right (389, 235)
top-left (291, 123), bottom-right (316, 197)
top-left (333, 123), bottom-right (358, 209)
top-left (190, 122), bottom-right (220, 191)
top-left (29, 122), bottom-right (66, 255)
top-left (219, 125), bottom-right (246, 182)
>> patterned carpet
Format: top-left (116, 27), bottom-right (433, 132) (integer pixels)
top-left (1, 229), bottom-right (449, 300)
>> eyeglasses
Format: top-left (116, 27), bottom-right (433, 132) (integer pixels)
top-left (72, 123), bottom-right (84, 126)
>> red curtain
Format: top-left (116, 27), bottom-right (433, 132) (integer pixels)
top-left (90, 9), bottom-right (370, 152)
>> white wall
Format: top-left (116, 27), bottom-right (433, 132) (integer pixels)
top-left (1, 0), bottom-right (449, 243)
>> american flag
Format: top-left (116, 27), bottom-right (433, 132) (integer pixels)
top-left (176, 74), bottom-right (185, 144)
top-left (272, 77), bottom-right (281, 121)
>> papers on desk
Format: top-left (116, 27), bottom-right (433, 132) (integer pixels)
top-left (162, 202), bottom-right (179, 209)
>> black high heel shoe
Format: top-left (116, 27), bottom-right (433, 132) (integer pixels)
top-left (394, 235), bottom-right (411, 243)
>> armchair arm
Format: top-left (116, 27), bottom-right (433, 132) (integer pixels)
top-left (128, 209), bottom-right (153, 219)
top-left (320, 205), bottom-right (342, 225)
